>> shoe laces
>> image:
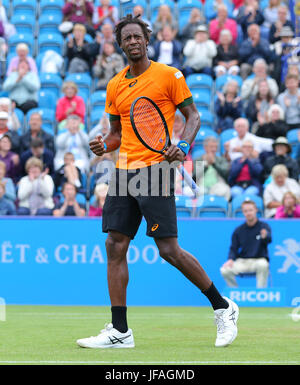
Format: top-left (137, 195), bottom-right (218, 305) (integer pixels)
top-left (215, 311), bottom-right (226, 334)
top-left (90, 323), bottom-right (113, 338)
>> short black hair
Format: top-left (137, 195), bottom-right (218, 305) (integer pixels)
top-left (114, 14), bottom-right (151, 47)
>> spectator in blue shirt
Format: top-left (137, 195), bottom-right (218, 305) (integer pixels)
top-left (220, 199), bottom-right (272, 288)
top-left (0, 181), bottom-right (16, 215)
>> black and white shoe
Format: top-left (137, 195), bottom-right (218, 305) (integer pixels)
top-left (214, 296), bottom-right (239, 347)
top-left (77, 323), bottom-right (135, 349)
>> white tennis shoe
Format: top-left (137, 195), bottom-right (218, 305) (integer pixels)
top-left (76, 323), bottom-right (135, 349)
top-left (214, 296), bottom-right (239, 347)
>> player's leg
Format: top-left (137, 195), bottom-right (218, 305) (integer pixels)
top-left (155, 236), bottom-right (239, 348)
top-left (154, 237), bottom-right (227, 308)
top-left (105, 230), bottom-right (131, 332)
top-left (76, 169), bottom-right (142, 349)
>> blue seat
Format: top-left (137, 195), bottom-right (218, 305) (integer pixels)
top-left (150, 0), bottom-right (175, 22)
top-left (287, 128), bottom-right (300, 159)
top-left (120, 0), bottom-right (147, 16)
top-left (175, 195), bottom-right (194, 217)
top-left (12, 0), bottom-right (37, 17)
top-left (191, 90), bottom-right (211, 110)
top-left (27, 108), bottom-right (56, 135)
top-left (186, 74), bottom-right (213, 94)
top-left (195, 195), bottom-right (228, 218)
top-left (178, 13), bottom-right (190, 34)
top-left (38, 33), bottom-right (64, 55)
top-left (90, 107), bottom-right (106, 127)
top-left (14, 108), bottom-right (25, 135)
top-left (191, 147), bottom-right (204, 160)
top-left (215, 74), bottom-right (243, 92)
top-left (90, 90), bottom-right (107, 108)
top-left (198, 110), bottom-right (214, 130)
top-left (177, 0), bottom-right (202, 14)
top-left (40, 0), bottom-right (64, 18)
top-left (231, 194), bottom-right (264, 218)
top-left (40, 73), bottom-right (63, 98)
top-left (38, 89), bottom-right (57, 109)
top-left (10, 14), bottom-right (36, 35)
top-left (219, 128), bottom-right (237, 154)
top-left (38, 13), bottom-right (63, 34)
top-left (8, 33), bottom-right (34, 56)
top-left (194, 128), bottom-right (218, 145)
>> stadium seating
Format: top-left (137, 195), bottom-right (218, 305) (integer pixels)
top-left (175, 195), bottom-right (194, 217)
top-left (37, 33), bottom-right (64, 55)
top-left (219, 128), bottom-right (237, 154)
top-left (90, 90), bottom-right (107, 108)
top-left (191, 90), bottom-right (212, 111)
top-left (40, 73), bottom-right (63, 98)
top-left (12, 0), bottom-right (37, 18)
top-left (195, 195), bottom-right (228, 218)
top-left (186, 74), bottom-right (213, 94)
top-left (38, 89), bottom-right (57, 109)
top-left (287, 129), bottom-right (300, 159)
top-left (198, 110), bottom-right (214, 130)
top-left (38, 13), bottom-right (63, 35)
top-left (39, 0), bottom-right (64, 18)
top-left (120, 0), bottom-right (148, 17)
top-left (10, 14), bottom-right (36, 35)
top-left (231, 194), bottom-right (264, 218)
top-left (8, 33), bottom-right (35, 55)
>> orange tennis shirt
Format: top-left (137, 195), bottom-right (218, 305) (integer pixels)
top-left (105, 61), bottom-right (193, 169)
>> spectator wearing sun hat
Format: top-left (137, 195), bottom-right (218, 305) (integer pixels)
top-left (183, 24), bottom-right (217, 77)
top-left (263, 136), bottom-right (299, 181)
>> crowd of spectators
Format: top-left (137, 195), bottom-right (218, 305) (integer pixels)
top-left (0, 0), bottom-right (299, 219)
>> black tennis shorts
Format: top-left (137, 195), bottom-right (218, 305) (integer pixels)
top-left (102, 162), bottom-right (178, 239)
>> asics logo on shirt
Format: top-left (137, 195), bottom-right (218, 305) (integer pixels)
top-left (129, 80), bottom-right (138, 88)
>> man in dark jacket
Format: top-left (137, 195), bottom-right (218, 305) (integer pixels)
top-left (220, 199), bottom-right (272, 288)
top-left (239, 24), bottom-right (274, 79)
top-left (263, 136), bottom-right (299, 181)
top-left (20, 137), bottom-right (54, 177)
top-left (20, 112), bottom-right (54, 154)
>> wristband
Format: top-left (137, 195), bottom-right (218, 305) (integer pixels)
top-left (103, 142), bottom-right (107, 151)
top-left (177, 140), bottom-right (190, 156)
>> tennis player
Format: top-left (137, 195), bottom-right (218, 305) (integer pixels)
top-left (77, 15), bottom-right (239, 349)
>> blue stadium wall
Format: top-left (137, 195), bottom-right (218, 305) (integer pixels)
top-left (0, 217), bottom-right (299, 307)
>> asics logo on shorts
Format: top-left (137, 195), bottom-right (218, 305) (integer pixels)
top-left (151, 224), bottom-right (159, 231)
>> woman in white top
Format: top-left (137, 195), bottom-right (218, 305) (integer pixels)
top-left (263, 164), bottom-right (300, 218)
top-left (17, 157), bottom-right (55, 215)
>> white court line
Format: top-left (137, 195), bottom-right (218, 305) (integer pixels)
top-left (0, 361), bottom-right (299, 365)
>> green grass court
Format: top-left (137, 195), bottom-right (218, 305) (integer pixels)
top-left (0, 306), bottom-right (299, 365)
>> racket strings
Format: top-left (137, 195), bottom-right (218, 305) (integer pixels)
top-left (133, 100), bottom-right (167, 152)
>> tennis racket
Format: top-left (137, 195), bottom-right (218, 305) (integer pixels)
top-left (130, 96), bottom-right (201, 198)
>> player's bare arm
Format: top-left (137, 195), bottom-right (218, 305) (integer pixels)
top-left (89, 119), bottom-right (122, 157)
top-left (164, 103), bottom-right (200, 163)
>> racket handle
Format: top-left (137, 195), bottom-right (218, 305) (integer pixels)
top-left (177, 164), bottom-right (201, 198)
